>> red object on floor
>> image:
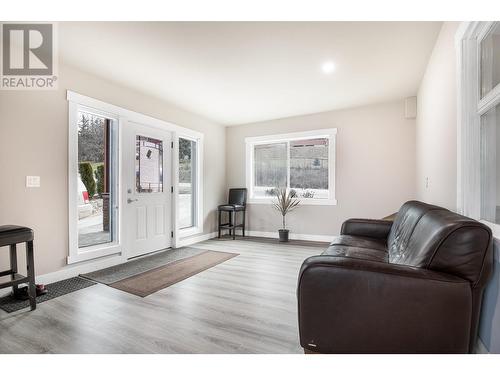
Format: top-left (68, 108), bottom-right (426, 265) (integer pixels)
top-left (36, 284), bottom-right (46, 294)
top-left (82, 191), bottom-right (89, 203)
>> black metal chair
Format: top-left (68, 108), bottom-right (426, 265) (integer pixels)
top-left (218, 188), bottom-right (247, 240)
top-left (0, 225), bottom-right (36, 310)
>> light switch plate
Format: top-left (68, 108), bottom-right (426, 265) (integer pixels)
top-left (26, 176), bottom-right (41, 188)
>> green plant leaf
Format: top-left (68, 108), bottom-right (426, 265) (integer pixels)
top-left (272, 187), bottom-right (300, 228)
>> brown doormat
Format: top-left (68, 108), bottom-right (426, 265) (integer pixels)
top-left (109, 250), bottom-right (238, 297)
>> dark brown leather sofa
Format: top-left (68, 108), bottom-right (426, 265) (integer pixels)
top-left (297, 200), bottom-right (493, 353)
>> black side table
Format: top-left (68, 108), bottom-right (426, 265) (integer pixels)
top-left (0, 225), bottom-right (36, 310)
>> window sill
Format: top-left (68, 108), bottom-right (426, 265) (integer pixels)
top-left (248, 198), bottom-right (337, 206)
top-left (67, 244), bottom-right (121, 264)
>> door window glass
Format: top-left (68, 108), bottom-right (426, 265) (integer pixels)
top-left (136, 135), bottom-right (163, 193)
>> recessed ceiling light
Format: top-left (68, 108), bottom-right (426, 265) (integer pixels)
top-left (321, 61), bottom-right (336, 74)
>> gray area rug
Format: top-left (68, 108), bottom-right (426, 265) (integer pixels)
top-left (80, 247), bottom-right (206, 285)
top-left (0, 277), bottom-right (96, 313)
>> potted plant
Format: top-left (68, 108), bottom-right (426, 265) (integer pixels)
top-left (273, 188), bottom-right (300, 242)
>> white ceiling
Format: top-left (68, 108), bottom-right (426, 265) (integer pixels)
top-left (59, 22), bottom-right (442, 126)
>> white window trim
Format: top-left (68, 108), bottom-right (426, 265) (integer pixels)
top-left (457, 21), bottom-right (500, 236)
top-left (245, 128), bottom-right (337, 206)
top-left (67, 101), bottom-right (122, 264)
top-left (67, 91), bottom-right (204, 264)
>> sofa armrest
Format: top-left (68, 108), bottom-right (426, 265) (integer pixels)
top-left (340, 218), bottom-right (393, 239)
top-left (297, 256), bottom-right (472, 353)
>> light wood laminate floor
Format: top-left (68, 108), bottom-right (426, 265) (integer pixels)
top-left (0, 237), bottom-right (325, 353)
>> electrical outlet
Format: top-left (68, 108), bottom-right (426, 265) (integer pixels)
top-left (425, 177), bottom-right (430, 189)
top-left (26, 176), bottom-right (41, 188)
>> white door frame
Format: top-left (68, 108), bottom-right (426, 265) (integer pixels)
top-left (67, 90), bottom-right (204, 264)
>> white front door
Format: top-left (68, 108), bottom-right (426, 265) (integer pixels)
top-left (123, 121), bottom-right (172, 258)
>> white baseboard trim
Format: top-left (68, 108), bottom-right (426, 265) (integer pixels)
top-left (36, 254), bottom-right (128, 285)
top-left (177, 231), bottom-right (218, 247)
top-left (246, 230), bottom-right (334, 243)
top-left (475, 337), bottom-right (490, 354)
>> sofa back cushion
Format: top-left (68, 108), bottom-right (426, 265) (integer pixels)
top-left (388, 201), bottom-right (492, 285)
top-left (387, 201), bottom-right (443, 261)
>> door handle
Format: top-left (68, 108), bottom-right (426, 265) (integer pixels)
top-left (127, 198), bottom-right (138, 204)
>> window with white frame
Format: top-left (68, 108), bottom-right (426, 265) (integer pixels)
top-left (458, 21), bottom-right (500, 234)
top-left (67, 97), bottom-right (121, 264)
top-left (178, 137), bottom-right (198, 229)
top-left (245, 129), bottom-right (337, 204)
top-left (176, 133), bottom-right (203, 237)
top-left (479, 23), bottom-right (500, 225)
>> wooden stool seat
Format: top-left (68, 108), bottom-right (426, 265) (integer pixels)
top-left (0, 225), bottom-right (34, 246)
top-left (0, 225), bottom-right (36, 310)
top-left (218, 189), bottom-right (247, 240)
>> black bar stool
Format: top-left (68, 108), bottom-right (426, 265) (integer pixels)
top-left (218, 188), bottom-right (247, 240)
top-left (0, 225), bottom-right (36, 310)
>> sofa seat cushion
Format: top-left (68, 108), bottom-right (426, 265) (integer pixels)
top-left (322, 235), bottom-right (388, 262)
top-left (330, 235), bottom-right (387, 252)
top-left (323, 245), bottom-right (388, 262)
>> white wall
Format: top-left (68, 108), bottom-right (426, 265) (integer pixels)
top-left (0, 64), bottom-right (226, 276)
top-left (226, 100), bottom-right (416, 238)
top-left (415, 22), bottom-right (460, 210)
